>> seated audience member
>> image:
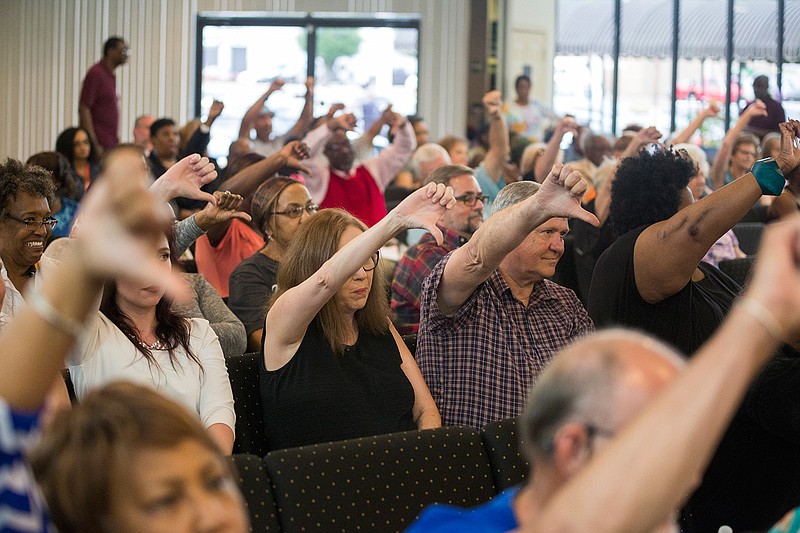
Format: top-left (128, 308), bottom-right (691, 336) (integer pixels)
top-left (673, 143), bottom-right (746, 267)
top-left (669, 101), bottom-right (720, 146)
top-left (438, 135), bottom-right (469, 166)
top-left (229, 177), bottom-right (317, 352)
top-left (0, 143), bottom-right (219, 531)
top-left (708, 100), bottom-right (767, 190)
top-left (31, 383), bottom-right (249, 533)
top-left (302, 109), bottom-right (415, 227)
top-left (193, 141), bottom-right (309, 298)
top-left (474, 90), bottom-right (513, 203)
top-left (132, 114), bottom-right (155, 154)
top-left (407, 329), bottom-right (685, 532)
top-left (172, 272), bottom-right (247, 358)
top-left (588, 121), bottom-right (800, 532)
top-left (521, 116), bottom-right (578, 183)
top-left (54, 148), bottom-right (237, 454)
top-left (260, 184), bottom-right (454, 450)
top-left (410, 143), bottom-right (451, 186)
top-left (55, 126), bottom-right (98, 196)
top-left (391, 165), bottom-right (484, 335)
top-left (416, 167), bottom-right (597, 428)
top-left (569, 130), bottom-right (612, 187)
top-left (25, 152), bottom-right (80, 240)
top-left (240, 77), bottom-right (314, 157)
top-left (147, 101), bottom-right (223, 182)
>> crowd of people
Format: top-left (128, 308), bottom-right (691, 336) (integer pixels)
top-left (2, 34), bottom-right (800, 532)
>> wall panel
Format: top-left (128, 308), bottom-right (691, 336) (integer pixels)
top-left (0, 0), bottom-right (469, 160)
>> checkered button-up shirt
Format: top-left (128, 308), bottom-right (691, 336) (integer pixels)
top-left (391, 226), bottom-right (467, 335)
top-left (416, 251), bottom-right (594, 428)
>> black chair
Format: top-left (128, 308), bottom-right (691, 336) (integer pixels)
top-left (732, 222), bottom-right (765, 255)
top-left (263, 427), bottom-right (497, 532)
top-left (227, 352), bottom-right (268, 456)
top-left (481, 417), bottom-right (530, 491)
top-left (718, 257), bottom-right (755, 287)
top-left (739, 204), bottom-right (770, 223)
top-left (228, 454), bottom-right (282, 532)
top-left (401, 334), bottom-right (417, 355)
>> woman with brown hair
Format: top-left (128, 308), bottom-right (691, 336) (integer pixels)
top-left (228, 176), bottom-right (317, 352)
top-left (31, 382), bottom-right (249, 533)
top-left (261, 183), bottom-right (454, 450)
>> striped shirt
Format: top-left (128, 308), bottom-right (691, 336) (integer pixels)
top-left (0, 400), bottom-right (53, 532)
top-left (416, 251), bottom-right (594, 428)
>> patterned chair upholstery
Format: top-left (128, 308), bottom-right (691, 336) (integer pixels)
top-left (263, 426), bottom-right (497, 532)
top-left (481, 417), bottom-right (530, 491)
top-left (228, 454), bottom-right (281, 532)
top-left (227, 352), bottom-right (268, 456)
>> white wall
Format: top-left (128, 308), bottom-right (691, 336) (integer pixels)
top-left (502, 0), bottom-right (557, 106)
top-left (0, 0), bottom-right (470, 159)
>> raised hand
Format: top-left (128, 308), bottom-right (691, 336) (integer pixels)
top-left (328, 113), bottom-right (356, 133)
top-left (482, 90), bottom-right (503, 118)
top-left (325, 103), bottom-right (346, 118)
top-left (556, 116), bottom-right (579, 136)
top-left (206, 100), bottom-right (224, 125)
top-left (305, 76), bottom-right (314, 97)
top-left (775, 120), bottom-right (800, 175)
top-left (380, 104), bottom-right (395, 124)
top-left (704, 100), bottom-right (721, 118)
top-left (280, 141), bottom-right (312, 173)
top-left (72, 149), bottom-right (185, 295)
top-left (150, 153), bottom-right (218, 204)
top-left (193, 190), bottom-right (251, 231)
top-left (743, 99), bottom-right (768, 120)
top-left (534, 163), bottom-right (601, 226)
top-left (268, 78), bottom-right (286, 95)
top-left (391, 182), bottom-right (456, 245)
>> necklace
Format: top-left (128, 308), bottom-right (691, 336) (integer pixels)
top-left (133, 336), bottom-right (166, 351)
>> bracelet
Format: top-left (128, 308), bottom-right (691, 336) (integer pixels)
top-left (738, 297), bottom-right (784, 342)
top-left (750, 157), bottom-right (786, 196)
top-left (25, 290), bottom-right (85, 338)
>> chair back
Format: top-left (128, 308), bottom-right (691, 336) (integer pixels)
top-left (228, 453), bottom-right (282, 532)
top-left (481, 417), bottom-right (530, 491)
top-left (228, 352), bottom-right (268, 456)
top-left (732, 222), bottom-right (765, 255)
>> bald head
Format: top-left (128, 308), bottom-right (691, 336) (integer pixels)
top-left (521, 329), bottom-right (683, 465)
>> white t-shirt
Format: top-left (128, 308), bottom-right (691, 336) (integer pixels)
top-left (67, 313), bottom-right (236, 433)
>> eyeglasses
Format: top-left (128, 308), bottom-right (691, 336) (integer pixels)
top-left (363, 251), bottom-right (380, 272)
top-left (269, 204), bottom-right (319, 219)
top-left (4, 214), bottom-right (58, 231)
top-left (454, 193), bottom-right (489, 207)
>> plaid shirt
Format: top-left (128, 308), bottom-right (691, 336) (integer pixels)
top-left (391, 226), bottom-right (467, 335)
top-left (416, 251), bottom-right (594, 428)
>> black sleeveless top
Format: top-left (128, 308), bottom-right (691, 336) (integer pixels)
top-left (587, 225), bottom-right (741, 356)
top-left (260, 320), bottom-right (415, 451)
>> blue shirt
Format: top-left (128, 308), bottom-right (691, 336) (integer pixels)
top-left (404, 486), bottom-right (519, 533)
top-left (474, 163), bottom-right (505, 205)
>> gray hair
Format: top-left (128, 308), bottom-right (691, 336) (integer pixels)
top-left (412, 143), bottom-right (451, 178)
top-left (491, 181), bottom-right (541, 215)
top-left (425, 164), bottom-right (474, 186)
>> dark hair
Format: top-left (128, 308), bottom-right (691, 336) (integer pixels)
top-left (99, 227), bottom-right (200, 371)
top-left (224, 152), bottom-right (264, 180)
top-left (271, 209), bottom-right (389, 353)
top-left (26, 152), bottom-right (75, 199)
top-left (150, 118), bottom-right (176, 139)
top-left (30, 382), bottom-right (222, 533)
top-left (103, 36), bottom-right (125, 56)
top-left (55, 127), bottom-right (99, 165)
top-left (251, 176), bottom-right (302, 242)
top-left (515, 75), bottom-right (531, 89)
top-left (408, 115), bottom-right (425, 127)
top-left (610, 149), bottom-right (695, 235)
top-left (0, 158), bottom-right (56, 219)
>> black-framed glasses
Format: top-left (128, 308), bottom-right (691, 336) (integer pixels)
top-left (4, 214), bottom-right (58, 231)
top-left (454, 193), bottom-right (489, 207)
top-left (363, 251), bottom-right (380, 272)
top-left (269, 204), bottom-right (319, 219)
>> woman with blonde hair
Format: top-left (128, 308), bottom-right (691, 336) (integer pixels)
top-left (261, 183), bottom-right (454, 450)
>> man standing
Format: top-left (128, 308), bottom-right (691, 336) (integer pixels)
top-left (744, 75), bottom-right (786, 139)
top-left (391, 165), bottom-right (485, 334)
top-left (416, 165), bottom-right (597, 428)
top-left (79, 37), bottom-right (129, 154)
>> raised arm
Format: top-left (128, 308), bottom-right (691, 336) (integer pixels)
top-left (0, 150), bottom-right (177, 411)
top-left (149, 153), bottom-right (218, 205)
top-left (709, 100), bottom-right (767, 190)
top-left (264, 183), bottom-right (456, 371)
top-left (634, 121), bottom-right (800, 304)
top-left (284, 77), bottom-right (316, 141)
top-left (301, 114), bottom-right (356, 201)
top-left (436, 164), bottom-right (599, 316)
top-left (481, 90), bottom-right (511, 183)
top-left (670, 101), bottom-right (720, 145)
top-left (362, 111), bottom-right (416, 191)
top-left (238, 78), bottom-right (284, 139)
top-left (529, 214), bottom-right (800, 533)
top-left (534, 116), bottom-right (578, 183)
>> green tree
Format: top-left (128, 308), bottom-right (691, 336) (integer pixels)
top-left (299, 28), bottom-right (361, 67)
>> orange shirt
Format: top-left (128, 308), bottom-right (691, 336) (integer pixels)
top-left (194, 219), bottom-right (263, 298)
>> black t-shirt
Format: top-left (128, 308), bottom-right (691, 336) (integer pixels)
top-left (587, 225), bottom-right (739, 356)
top-left (228, 252), bottom-right (278, 336)
top-left (260, 320), bottom-right (415, 451)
